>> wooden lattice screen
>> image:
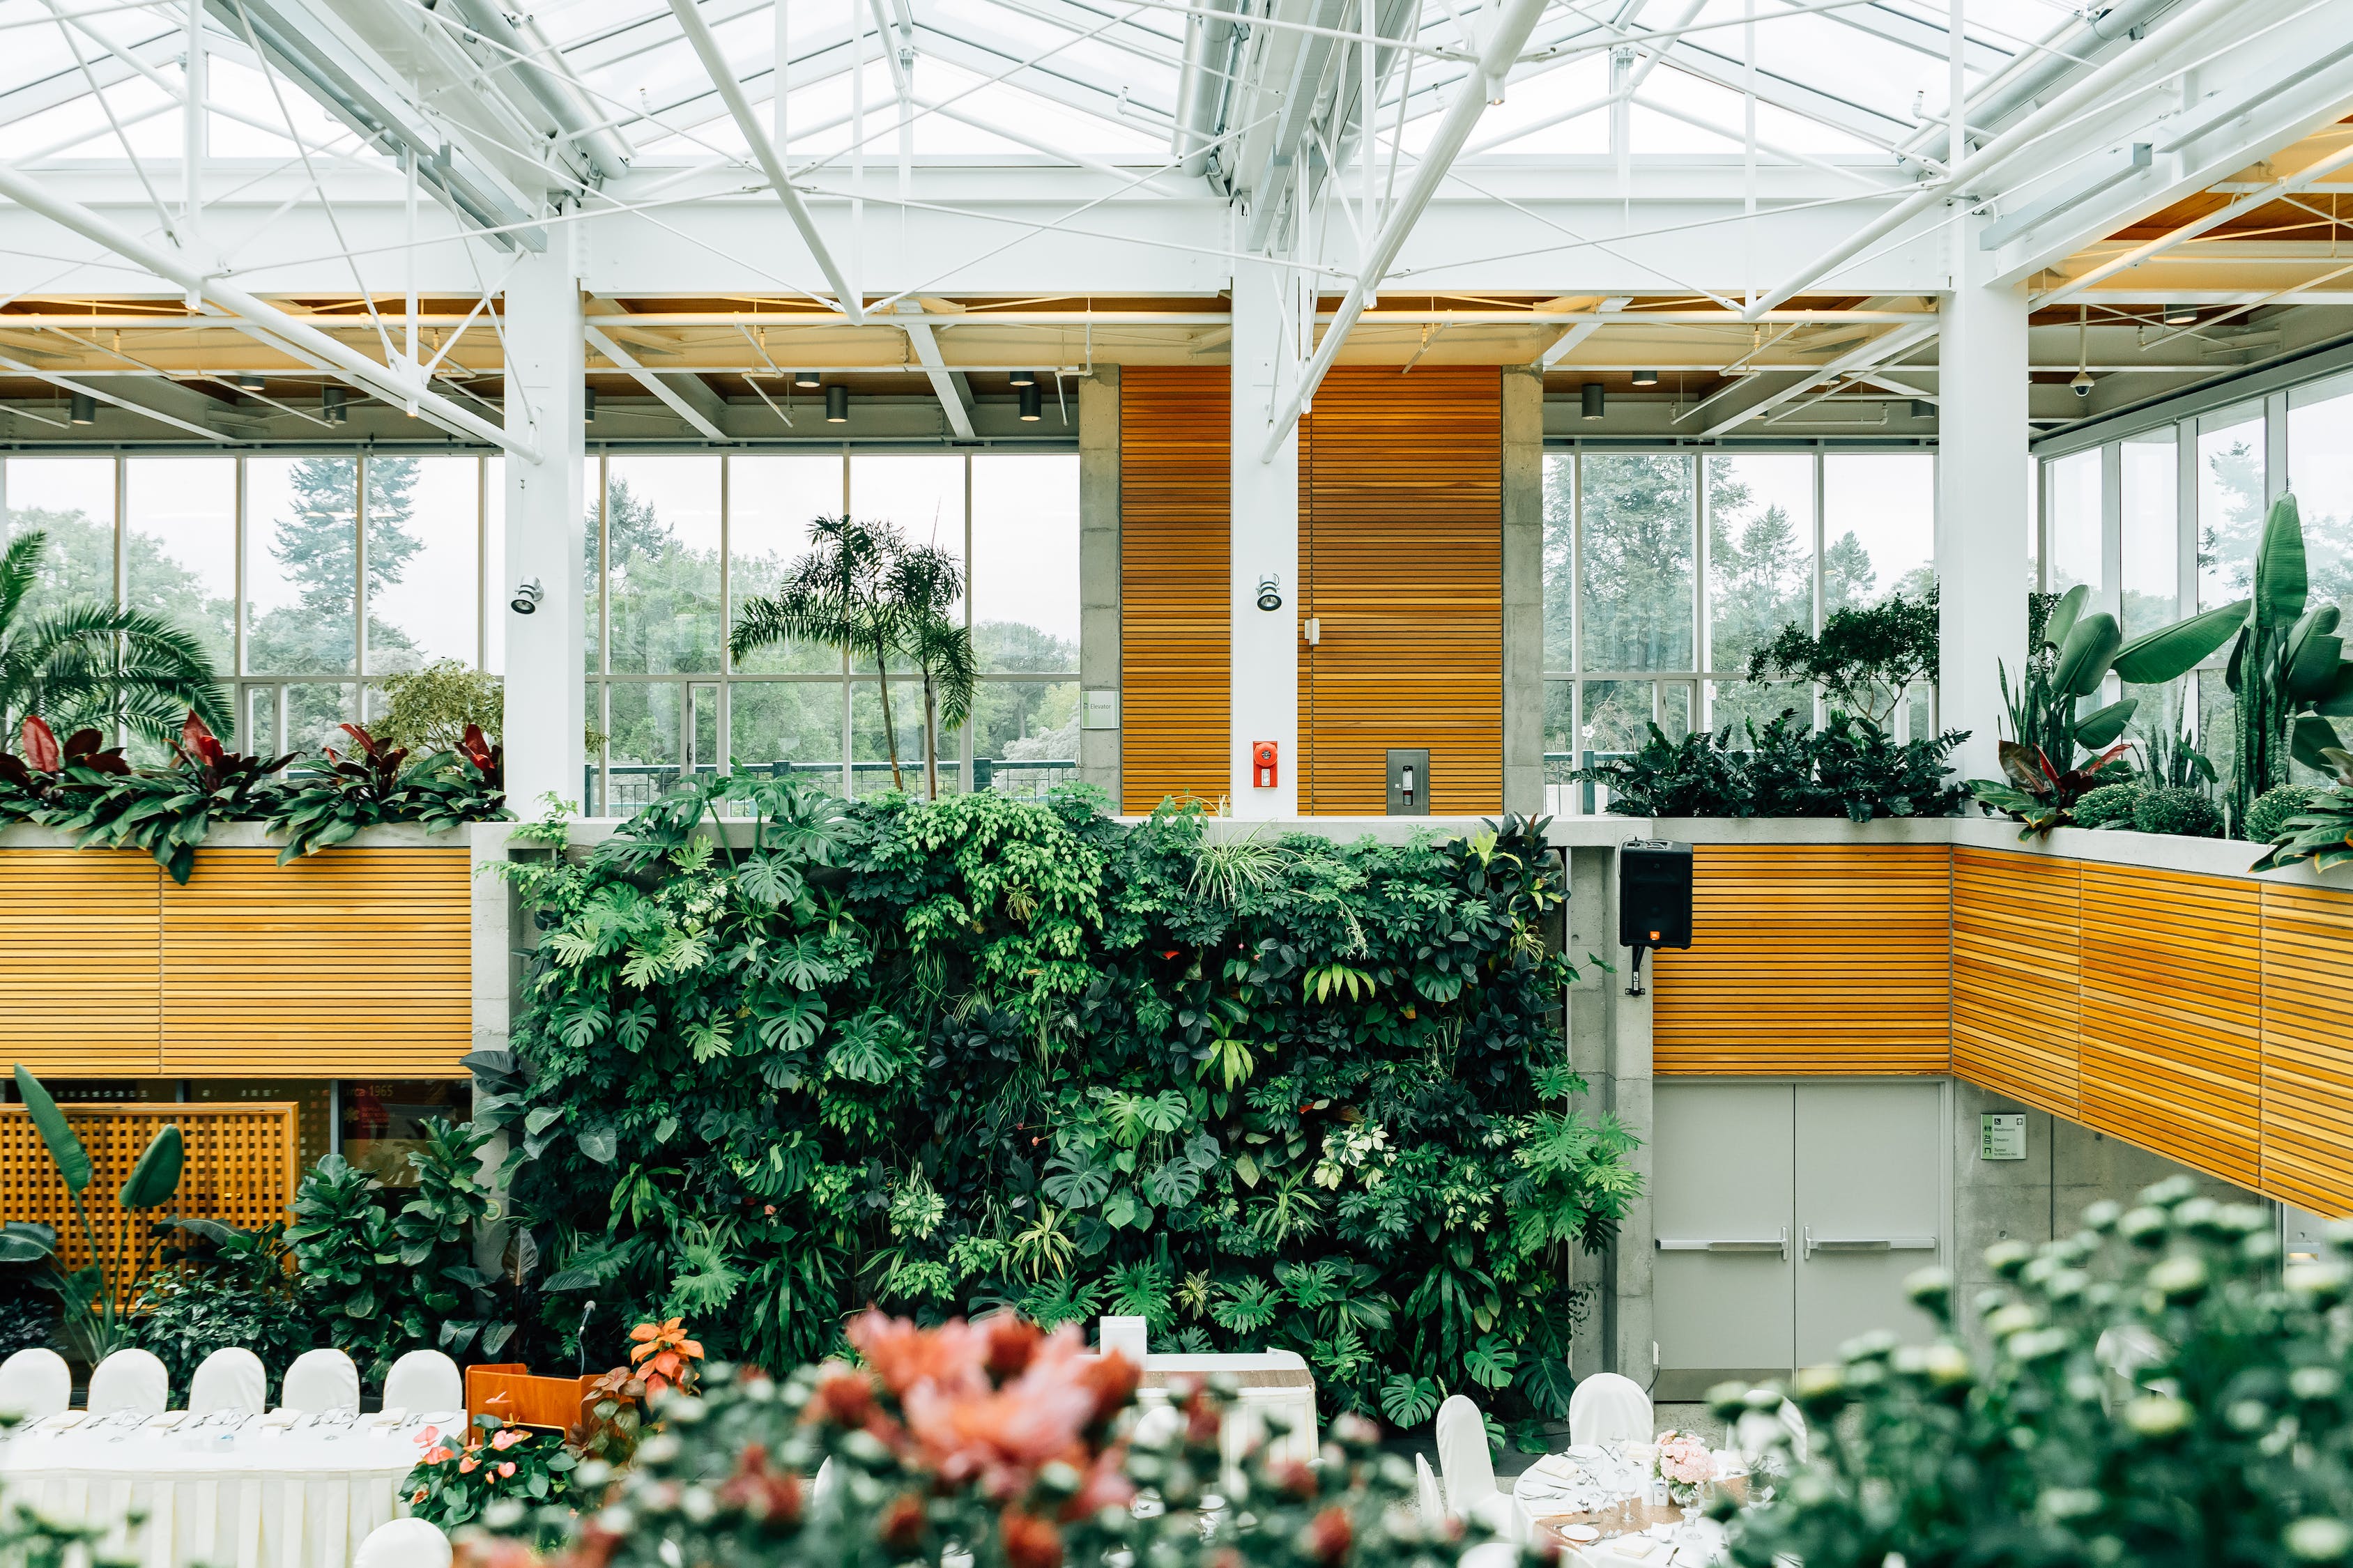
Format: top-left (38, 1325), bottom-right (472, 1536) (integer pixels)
top-left (0, 1103), bottom-right (298, 1275)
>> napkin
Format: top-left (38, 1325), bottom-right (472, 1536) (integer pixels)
top-left (144, 1411), bottom-right (187, 1429)
top-left (369, 1407), bottom-right (409, 1427)
top-left (1529, 1454), bottom-right (1584, 1482)
top-left (257, 1409), bottom-right (298, 1428)
top-left (31, 1411), bottom-right (85, 1431)
top-left (1611, 1538), bottom-right (1663, 1559)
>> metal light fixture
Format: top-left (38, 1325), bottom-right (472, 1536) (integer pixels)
top-left (323, 385), bottom-right (349, 424)
top-left (1009, 369), bottom-right (1038, 387)
top-left (510, 578), bottom-right (544, 615)
top-left (584, 387), bottom-right (597, 421)
top-left (1630, 369), bottom-right (1659, 387)
top-left (793, 369), bottom-right (822, 388)
top-left (825, 385), bottom-right (850, 423)
top-left (235, 373), bottom-right (266, 392)
top-left (2163, 302), bottom-right (2198, 325)
top-left (68, 392), bottom-right (95, 425)
top-left (1018, 383), bottom-right (1043, 421)
top-left (1581, 382), bottom-right (1605, 420)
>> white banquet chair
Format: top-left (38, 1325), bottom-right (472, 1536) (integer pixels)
top-left (1415, 1452), bottom-right (1448, 1522)
top-left (189, 1346), bottom-right (268, 1415)
top-left (282, 1346), bottom-right (361, 1413)
top-left (0, 1348), bottom-right (70, 1419)
top-left (1433, 1395), bottom-right (1519, 1539)
top-left (1567, 1372), bottom-right (1653, 1447)
top-left (383, 1349), bottom-right (463, 1413)
top-left (86, 1347), bottom-right (169, 1416)
top-left (353, 1516), bottom-right (452, 1568)
top-left (1735, 1396), bottom-right (1808, 1467)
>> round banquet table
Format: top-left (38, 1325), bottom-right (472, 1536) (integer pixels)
top-left (1511, 1443), bottom-right (1743, 1568)
top-left (0, 1411), bottom-right (445, 1568)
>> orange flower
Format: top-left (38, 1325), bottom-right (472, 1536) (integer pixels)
top-left (421, 1446), bottom-right (456, 1466)
top-left (849, 1309), bottom-right (986, 1398)
top-left (809, 1367), bottom-right (880, 1429)
top-left (1000, 1511), bottom-right (1064, 1568)
top-left (1074, 1348), bottom-right (1140, 1431)
top-left (879, 1492), bottom-right (928, 1550)
top-left (1307, 1506), bottom-right (1354, 1565)
top-left (490, 1428), bottom-right (528, 1451)
top-left (981, 1313), bottom-right (1043, 1383)
top-left (497, 1461), bottom-right (516, 1479)
top-left (458, 1455), bottom-right (479, 1475)
top-left (903, 1330), bottom-right (1096, 1485)
top-left (715, 1444), bottom-right (804, 1525)
top-left (629, 1318), bottom-right (705, 1398)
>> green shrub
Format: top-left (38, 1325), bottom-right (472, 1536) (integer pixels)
top-left (2133, 785), bottom-right (2225, 838)
top-left (131, 1223), bottom-right (310, 1401)
top-left (2071, 780), bottom-right (2147, 830)
top-left (2245, 783), bottom-right (2322, 843)
top-left (369, 659), bottom-right (501, 755)
top-left (0, 1286), bottom-right (56, 1355)
top-left (1574, 711), bottom-right (1967, 822)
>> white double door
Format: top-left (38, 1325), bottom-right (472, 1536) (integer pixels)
top-left (1653, 1081), bottom-right (1946, 1397)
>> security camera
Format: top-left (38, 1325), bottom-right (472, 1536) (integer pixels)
top-left (2069, 371), bottom-right (2095, 399)
top-left (1256, 574), bottom-right (1282, 612)
top-left (511, 578), bottom-right (544, 615)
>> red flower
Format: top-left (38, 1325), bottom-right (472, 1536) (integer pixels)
top-left (497, 1461), bottom-right (516, 1479)
top-left (850, 1310), bottom-right (986, 1398)
top-left (1307, 1506), bottom-right (1354, 1565)
top-left (880, 1493), bottom-right (928, 1550)
top-left (714, 1443), bottom-right (804, 1525)
top-left (1271, 1459), bottom-right (1319, 1500)
top-left (982, 1314), bottom-right (1043, 1382)
top-left (1001, 1511), bottom-right (1065, 1568)
top-left (1075, 1348), bottom-right (1140, 1431)
top-left (809, 1369), bottom-right (880, 1428)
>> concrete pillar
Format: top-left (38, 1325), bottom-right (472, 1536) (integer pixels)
top-left (1229, 259), bottom-right (1301, 817)
top-left (1502, 368), bottom-right (1545, 817)
top-left (502, 240), bottom-right (587, 815)
top-left (1078, 367), bottom-right (1122, 806)
top-left (1936, 217), bottom-right (2032, 783)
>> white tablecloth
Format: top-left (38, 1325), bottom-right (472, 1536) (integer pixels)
top-left (0, 1413), bottom-right (436, 1568)
top-left (1512, 1443), bottom-right (1734, 1568)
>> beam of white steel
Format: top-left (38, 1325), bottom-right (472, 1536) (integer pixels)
top-left (2038, 136), bottom-right (2353, 309)
top-left (1255, 0), bottom-right (1553, 463)
top-left (1745, 0), bottom-right (2244, 318)
top-left (1701, 317), bottom-right (1938, 435)
top-left (892, 303), bottom-right (977, 438)
top-left (0, 354), bottom-right (233, 440)
top-left (1537, 295), bottom-right (1630, 367)
top-left (1976, 143), bottom-right (2151, 252)
top-left (665, 0), bottom-right (864, 324)
top-left (584, 325), bottom-right (728, 440)
top-left (0, 159), bottom-right (536, 457)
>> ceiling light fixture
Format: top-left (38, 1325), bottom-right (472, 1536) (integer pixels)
top-left (235, 374), bottom-right (266, 392)
top-left (1581, 382), bottom-right (1605, 420)
top-left (794, 369), bottom-right (822, 388)
top-left (1019, 383), bottom-right (1043, 421)
top-left (826, 385), bottom-right (850, 423)
top-left (1630, 369), bottom-right (1659, 387)
top-left (2163, 303), bottom-right (2197, 325)
top-left (1010, 369), bottom-right (1038, 387)
top-left (68, 392), bottom-right (95, 425)
top-left (323, 385), bottom-right (349, 424)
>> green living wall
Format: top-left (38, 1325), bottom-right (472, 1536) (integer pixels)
top-left (478, 781), bottom-right (1638, 1436)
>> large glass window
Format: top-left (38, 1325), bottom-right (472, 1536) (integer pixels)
top-left (367, 457), bottom-right (480, 673)
top-left (2045, 448), bottom-right (2102, 599)
top-left (1823, 454), bottom-right (1935, 612)
top-left (2289, 382), bottom-right (2353, 613)
top-left (1579, 454), bottom-right (1694, 673)
top-left (1706, 454), bottom-right (1814, 736)
top-left (3, 457), bottom-right (116, 625)
top-left (125, 459), bottom-right (236, 677)
top-left (2120, 431), bottom-right (2178, 633)
top-left (2198, 403), bottom-right (2266, 612)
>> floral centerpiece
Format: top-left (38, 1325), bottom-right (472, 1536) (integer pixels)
top-left (408, 1415), bottom-right (578, 1546)
top-left (1654, 1430), bottom-right (1716, 1507)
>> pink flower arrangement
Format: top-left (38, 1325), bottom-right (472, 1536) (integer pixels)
top-left (1654, 1431), bottom-right (1716, 1503)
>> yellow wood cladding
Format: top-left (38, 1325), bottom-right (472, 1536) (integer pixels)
top-left (2262, 884), bottom-right (2353, 1215)
top-left (0, 850), bottom-right (164, 1075)
top-left (161, 849), bottom-right (473, 1075)
top-left (1952, 848), bottom-right (2080, 1119)
top-left (0, 1103), bottom-right (296, 1281)
top-left (1296, 367), bottom-right (1503, 813)
top-left (1653, 845), bottom-right (1953, 1076)
top-left (1120, 367), bottom-right (1231, 814)
top-left (0, 845), bottom-right (471, 1077)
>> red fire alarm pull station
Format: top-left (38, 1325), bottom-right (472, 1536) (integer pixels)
top-left (1252, 741), bottom-right (1278, 787)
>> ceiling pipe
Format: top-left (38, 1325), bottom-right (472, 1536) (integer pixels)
top-left (1174, 0), bottom-right (1243, 180)
top-left (445, 0), bottom-right (636, 183)
top-left (1901, 0), bottom-right (2182, 169)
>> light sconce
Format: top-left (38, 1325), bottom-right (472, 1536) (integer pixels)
top-left (825, 385), bottom-right (850, 423)
top-left (68, 392), bottom-right (95, 425)
top-left (1018, 383), bottom-right (1043, 421)
top-left (1630, 369), bottom-right (1659, 387)
top-left (510, 578), bottom-right (544, 615)
top-left (1256, 574), bottom-right (1283, 612)
top-left (1581, 382), bottom-right (1605, 420)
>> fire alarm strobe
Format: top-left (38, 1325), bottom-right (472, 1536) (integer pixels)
top-left (1251, 741), bottom-right (1278, 788)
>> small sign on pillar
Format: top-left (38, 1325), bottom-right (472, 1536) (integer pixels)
top-left (1979, 1113), bottom-right (2027, 1160)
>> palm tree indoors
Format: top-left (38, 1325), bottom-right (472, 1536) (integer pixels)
top-left (0, 530), bottom-right (230, 746)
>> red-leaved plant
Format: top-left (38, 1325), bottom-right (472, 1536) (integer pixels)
top-left (0, 716), bottom-right (128, 794)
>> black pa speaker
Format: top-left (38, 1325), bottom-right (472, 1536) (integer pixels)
top-left (1619, 840), bottom-right (1693, 951)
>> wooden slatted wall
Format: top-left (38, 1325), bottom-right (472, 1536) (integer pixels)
top-left (2078, 865), bottom-right (2262, 1187)
top-left (1120, 367), bottom-right (1232, 813)
top-left (1653, 845), bottom-right (1953, 1075)
top-left (160, 848), bottom-right (473, 1075)
top-left (1296, 367), bottom-right (1503, 813)
top-left (0, 851), bottom-right (164, 1075)
top-left (1951, 848), bottom-right (2080, 1118)
top-left (2262, 884), bottom-right (2353, 1214)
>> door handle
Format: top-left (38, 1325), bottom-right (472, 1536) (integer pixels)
top-left (1802, 1227), bottom-right (1937, 1260)
top-left (1656, 1227), bottom-right (1788, 1259)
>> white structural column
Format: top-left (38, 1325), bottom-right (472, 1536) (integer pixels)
top-left (503, 238), bottom-right (589, 814)
top-left (1229, 259), bottom-right (1301, 817)
top-left (1936, 217), bottom-right (2031, 783)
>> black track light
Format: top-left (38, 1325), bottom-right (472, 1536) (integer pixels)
top-left (323, 385), bottom-right (349, 424)
top-left (825, 385), bottom-right (850, 423)
top-left (1581, 382), bottom-right (1605, 420)
top-left (794, 369), bottom-right (822, 388)
top-left (584, 387), bottom-right (597, 422)
top-left (1019, 383), bottom-right (1043, 421)
top-left (2163, 303), bottom-right (2197, 325)
top-left (235, 373), bottom-right (266, 392)
top-left (68, 392), bottom-right (95, 425)
top-left (1630, 369), bottom-right (1659, 387)
top-left (1010, 369), bottom-right (1038, 387)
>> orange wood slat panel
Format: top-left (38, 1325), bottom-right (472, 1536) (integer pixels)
top-left (0, 1103), bottom-right (296, 1289)
top-left (1298, 367), bottom-right (1502, 814)
top-left (2262, 884), bottom-right (2353, 1216)
top-left (1654, 845), bottom-right (1952, 1075)
top-left (0, 850), bottom-right (164, 1074)
top-left (1952, 848), bottom-right (2081, 1119)
top-left (1121, 367), bottom-right (1231, 813)
top-left (161, 849), bottom-right (473, 1075)
top-left (2078, 864), bottom-right (2261, 1186)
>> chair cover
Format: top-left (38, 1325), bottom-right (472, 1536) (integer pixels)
top-left (382, 1350), bottom-right (462, 1414)
top-left (1567, 1371), bottom-right (1653, 1447)
top-left (1132, 1404), bottom-right (1184, 1449)
top-left (282, 1347), bottom-right (361, 1413)
top-left (1775, 1396), bottom-right (1808, 1462)
top-left (353, 1516), bottom-right (452, 1568)
top-left (1434, 1394), bottom-right (1497, 1512)
top-left (0, 1348), bottom-right (70, 1419)
top-left (1415, 1452), bottom-right (1447, 1521)
top-left (1735, 1396), bottom-right (1809, 1466)
top-left (189, 1346), bottom-right (269, 1415)
top-left (86, 1348), bottom-right (169, 1416)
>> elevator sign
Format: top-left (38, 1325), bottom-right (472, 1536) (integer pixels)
top-left (1980, 1114), bottom-right (2027, 1161)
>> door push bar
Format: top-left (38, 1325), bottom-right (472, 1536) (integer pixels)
top-left (1655, 1227), bottom-right (1788, 1259)
top-left (1802, 1229), bottom-right (1938, 1261)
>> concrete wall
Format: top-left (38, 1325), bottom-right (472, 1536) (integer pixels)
top-left (1078, 367), bottom-right (1121, 803)
top-left (1501, 367), bottom-right (1545, 817)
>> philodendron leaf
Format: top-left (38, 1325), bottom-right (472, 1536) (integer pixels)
top-left (2255, 493), bottom-right (2310, 629)
top-left (2074, 698), bottom-right (2137, 750)
top-left (2051, 612), bottom-right (2122, 698)
top-left (13, 1066), bottom-right (90, 1193)
top-left (118, 1125), bottom-right (183, 1210)
top-left (576, 1126), bottom-right (618, 1165)
top-left (2113, 601), bottom-right (2250, 684)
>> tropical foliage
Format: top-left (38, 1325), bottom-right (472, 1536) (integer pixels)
top-left (1718, 1178), bottom-right (2353, 1568)
top-left (1573, 712), bottom-right (1966, 822)
top-left (0, 529), bottom-right (229, 748)
top-left (1744, 586), bottom-right (1940, 728)
top-left (478, 780), bottom-right (1635, 1437)
top-left (2251, 745), bottom-right (2353, 874)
